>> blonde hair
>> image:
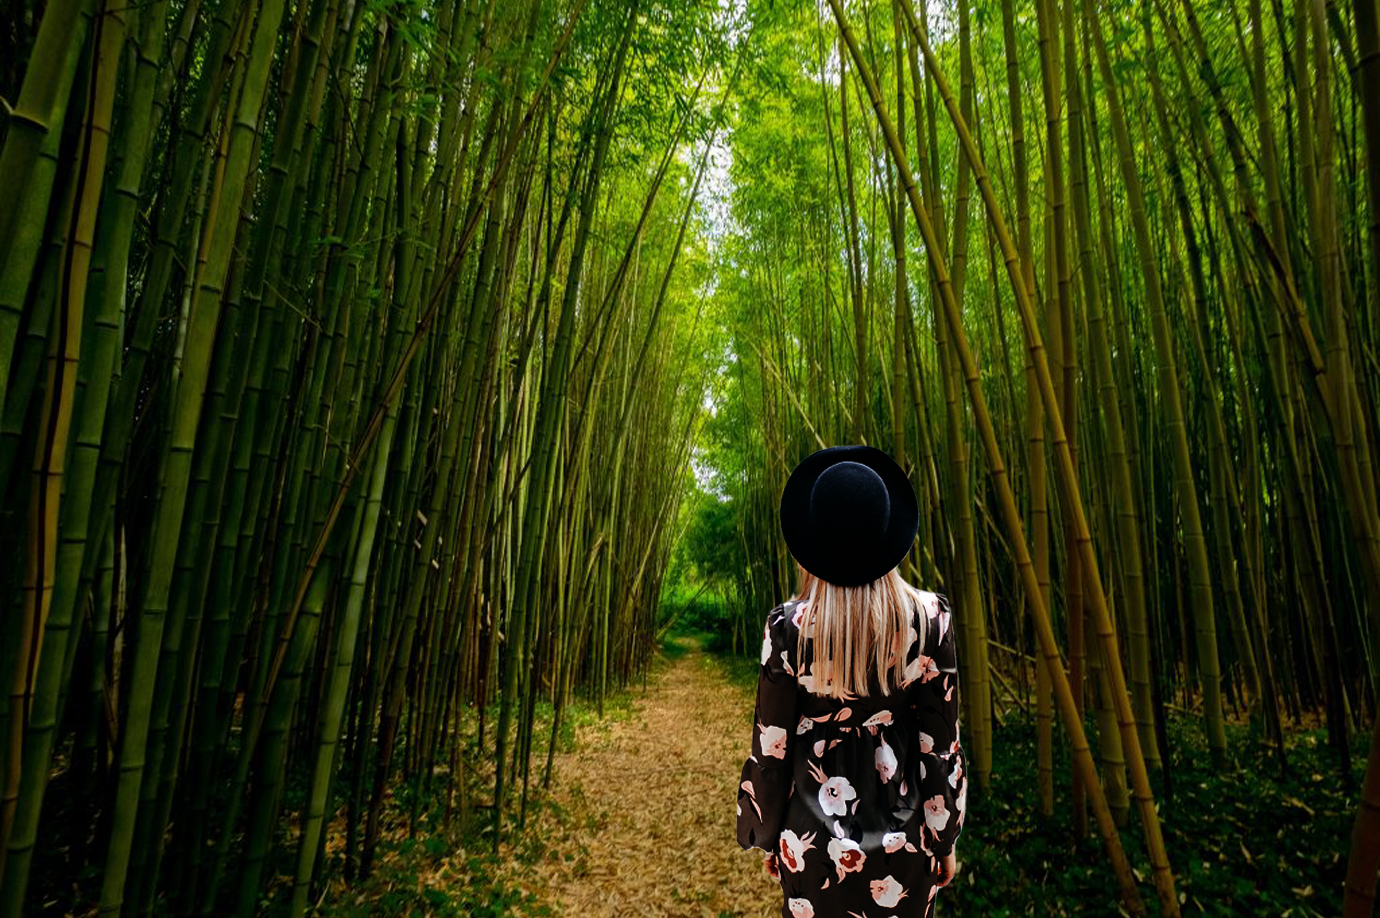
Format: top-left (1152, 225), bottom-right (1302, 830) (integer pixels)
top-left (791, 563), bottom-right (929, 699)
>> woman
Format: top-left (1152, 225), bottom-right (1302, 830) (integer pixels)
top-left (736, 445), bottom-right (967, 918)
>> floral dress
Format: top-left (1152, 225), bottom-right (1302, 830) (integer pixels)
top-left (736, 592), bottom-right (967, 918)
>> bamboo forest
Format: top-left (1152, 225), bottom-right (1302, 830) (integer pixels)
top-left (1, 0), bottom-right (1379, 913)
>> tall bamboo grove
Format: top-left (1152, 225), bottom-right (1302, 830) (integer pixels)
top-left (706, 0), bottom-right (1378, 914)
top-left (0, 0), bottom-right (734, 913)
top-left (4, 0), bottom-right (1380, 914)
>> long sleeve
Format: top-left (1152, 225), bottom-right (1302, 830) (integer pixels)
top-left (736, 605), bottom-right (798, 853)
top-left (911, 591), bottom-right (967, 857)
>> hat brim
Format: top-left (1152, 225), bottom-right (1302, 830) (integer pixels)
top-left (779, 445), bottom-right (919, 587)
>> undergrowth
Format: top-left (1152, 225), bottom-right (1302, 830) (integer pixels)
top-left (303, 672), bottom-right (648, 917)
top-left (315, 633), bottom-right (1363, 918)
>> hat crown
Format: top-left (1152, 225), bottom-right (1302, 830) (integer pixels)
top-left (779, 444), bottom-right (918, 587)
top-left (808, 461), bottom-right (890, 549)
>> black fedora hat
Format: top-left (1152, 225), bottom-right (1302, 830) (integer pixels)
top-left (779, 445), bottom-right (919, 587)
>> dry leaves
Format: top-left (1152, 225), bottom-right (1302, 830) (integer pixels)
top-left (514, 645), bottom-right (782, 918)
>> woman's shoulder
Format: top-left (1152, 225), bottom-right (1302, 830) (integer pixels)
top-left (916, 589), bottom-right (955, 665)
top-left (767, 598), bottom-right (809, 631)
top-left (759, 601), bottom-right (804, 674)
top-left (902, 586), bottom-right (951, 660)
top-left (905, 583), bottom-right (947, 609)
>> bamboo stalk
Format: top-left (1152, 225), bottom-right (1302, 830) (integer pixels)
top-left (826, 3), bottom-right (1151, 911)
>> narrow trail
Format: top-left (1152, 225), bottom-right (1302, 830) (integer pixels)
top-left (520, 639), bottom-right (781, 918)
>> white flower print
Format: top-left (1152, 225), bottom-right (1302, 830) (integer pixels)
top-left (902, 652), bottom-right (937, 688)
top-left (870, 875), bottom-right (909, 908)
top-left (918, 731), bottom-right (934, 754)
top-left (827, 836), bottom-right (867, 880)
top-left (761, 631), bottom-right (773, 666)
top-left (779, 829), bottom-right (817, 873)
top-left (949, 757), bottom-right (964, 788)
top-left (758, 722), bottom-right (788, 759)
top-left (806, 759), bottom-right (857, 817)
top-left (875, 735), bottom-right (898, 783)
top-left (818, 775), bottom-right (857, 816)
top-left (797, 714), bottom-right (814, 735)
top-left (861, 709), bottom-right (893, 728)
top-left (923, 794), bottom-right (951, 832)
top-left (788, 897), bottom-right (815, 918)
top-left (781, 650), bottom-right (795, 676)
top-left (901, 654), bottom-right (920, 687)
top-left (882, 831), bottom-right (907, 853)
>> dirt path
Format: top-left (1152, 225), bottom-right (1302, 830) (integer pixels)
top-left (518, 639), bottom-right (781, 918)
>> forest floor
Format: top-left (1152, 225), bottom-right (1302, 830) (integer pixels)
top-left (324, 635), bottom-right (1363, 918)
top-left (509, 635), bottom-right (780, 918)
top-left (319, 635), bottom-right (782, 918)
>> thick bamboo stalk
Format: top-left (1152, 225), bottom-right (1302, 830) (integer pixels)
top-left (289, 401), bottom-right (399, 916)
top-left (0, 0), bottom-right (92, 412)
top-left (3, 0), bottom-right (124, 876)
top-left (883, 3), bottom-right (1185, 911)
top-left (826, 3), bottom-right (1150, 912)
top-left (96, 0), bottom-right (288, 909)
top-left (0, 0), bottom-right (170, 902)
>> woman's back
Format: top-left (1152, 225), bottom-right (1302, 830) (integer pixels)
top-left (737, 590), bottom-right (967, 918)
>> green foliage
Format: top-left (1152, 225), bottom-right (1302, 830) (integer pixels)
top-left (683, 492), bottom-right (744, 584)
top-left (919, 715), bottom-right (1362, 917)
